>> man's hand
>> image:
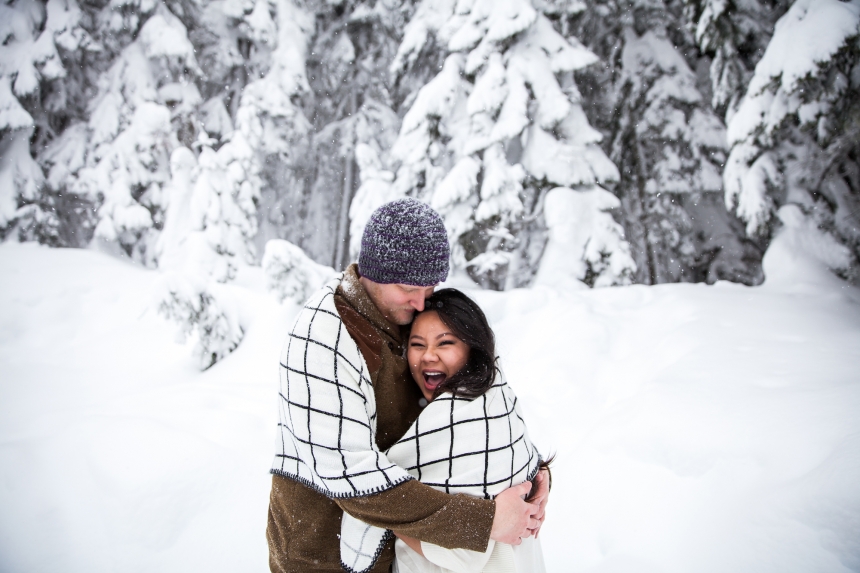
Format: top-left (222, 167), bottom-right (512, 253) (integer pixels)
top-left (490, 482), bottom-right (539, 545)
top-left (528, 468), bottom-right (550, 538)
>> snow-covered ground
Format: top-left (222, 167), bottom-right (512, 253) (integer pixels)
top-left (1, 240), bottom-right (859, 573)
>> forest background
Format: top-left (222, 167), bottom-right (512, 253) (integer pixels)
top-left (2, 0), bottom-right (859, 302)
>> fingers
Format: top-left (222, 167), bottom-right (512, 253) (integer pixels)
top-left (532, 470), bottom-right (551, 506)
top-left (529, 504), bottom-right (546, 538)
top-left (514, 480), bottom-right (533, 498)
top-left (491, 481), bottom-right (546, 544)
top-left (512, 528), bottom-right (534, 546)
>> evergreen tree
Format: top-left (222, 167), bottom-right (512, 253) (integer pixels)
top-left (388, 0), bottom-right (632, 289)
top-left (723, 0), bottom-right (860, 280)
top-left (262, 238), bottom-right (337, 305)
top-left (568, 0), bottom-right (764, 285)
top-left (255, 0), bottom-right (411, 270)
top-left (157, 272), bottom-right (245, 370)
top-left (682, 0), bottom-right (790, 119)
top-left (0, 0), bottom-right (101, 246)
top-left (62, 4), bottom-right (200, 264)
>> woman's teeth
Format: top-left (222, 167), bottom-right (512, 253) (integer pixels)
top-left (423, 372), bottom-right (445, 387)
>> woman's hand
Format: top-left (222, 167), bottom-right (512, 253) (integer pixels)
top-left (490, 481), bottom-right (540, 545)
top-left (393, 531), bottom-right (424, 556)
top-left (528, 468), bottom-right (550, 538)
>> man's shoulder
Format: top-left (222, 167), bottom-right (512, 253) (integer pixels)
top-left (281, 275), bottom-right (374, 378)
top-left (285, 276), bottom-right (345, 342)
top-left (303, 274), bottom-right (343, 312)
top-left (334, 296), bottom-right (384, 373)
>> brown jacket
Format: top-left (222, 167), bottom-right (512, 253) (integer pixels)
top-left (267, 265), bottom-right (495, 572)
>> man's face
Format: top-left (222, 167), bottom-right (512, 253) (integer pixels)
top-left (359, 277), bottom-right (436, 325)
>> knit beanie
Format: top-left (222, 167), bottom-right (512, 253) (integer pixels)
top-left (358, 198), bottom-right (450, 286)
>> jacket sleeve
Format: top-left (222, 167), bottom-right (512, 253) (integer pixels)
top-left (335, 479), bottom-right (495, 552)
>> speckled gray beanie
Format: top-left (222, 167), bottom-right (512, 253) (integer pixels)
top-left (358, 198), bottom-right (450, 286)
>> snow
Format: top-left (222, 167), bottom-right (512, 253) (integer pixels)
top-left (2, 240), bottom-right (859, 572)
top-left (522, 125), bottom-right (603, 187)
top-left (0, 243), bottom-right (288, 572)
top-left (447, 0), bottom-right (537, 53)
top-left (261, 238), bottom-right (338, 305)
top-left (534, 186), bottom-right (634, 288)
top-left (390, 0), bottom-right (456, 76)
top-left (139, 6), bottom-right (199, 64)
top-left (0, 77), bottom-right (33, 132)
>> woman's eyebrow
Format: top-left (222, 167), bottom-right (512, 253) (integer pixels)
top-left (435, 332), bottom-right (455, 340)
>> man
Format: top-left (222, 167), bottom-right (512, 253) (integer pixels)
top-left (267, 198), bottom-right (549, 572)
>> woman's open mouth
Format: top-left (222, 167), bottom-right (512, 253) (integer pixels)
top-left (423, 371), bottom-right (446, 391)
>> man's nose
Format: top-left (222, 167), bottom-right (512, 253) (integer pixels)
top-left (410, 295), bottom-right (425, 311)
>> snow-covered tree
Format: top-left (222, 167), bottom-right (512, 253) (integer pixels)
top-left (6, 0), bottom-right (855, 294)
top-left (387, 0), bottom-right (631, 289)
top-left (262, 0), bottom-right (408, 270)
top-left (58, 4), bottom-right (200, 263)
top-left (349, 141), bottom-right (401, 259)
top-left (157, 273), bottom-right (245, 370)
top-left (567, 0), bottom-right (765, 285)
top-left (610, 25), bottom-right (734, 283)
top-left (534, 185), bottom-right (635, 288)
top-left (724, 0), bottom-right (860, 281)
top-left (1, 0), bottom-right (100, 245)
top-left (262, 238), bottom-right (337, 305)
top-left (683, 0), bottom-right (790, 118)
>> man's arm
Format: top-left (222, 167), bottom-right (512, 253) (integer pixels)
top-left (336, 479), bottom-right (540, 552)
top-left (336, 480), bottom-right (494, 552)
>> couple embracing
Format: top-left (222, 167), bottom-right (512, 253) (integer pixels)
top-left (267, 198), bottom-right (552, 573)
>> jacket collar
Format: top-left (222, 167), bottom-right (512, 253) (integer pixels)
top-left (338, 264), bottom-right (403, 344)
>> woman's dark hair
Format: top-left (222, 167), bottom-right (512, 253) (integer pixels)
top-left (419, 288), bottom-right (497, 399)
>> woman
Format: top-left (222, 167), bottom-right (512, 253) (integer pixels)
top-left (340, 289), bottom-right (548, 573)
top-left (394, 288), bottom-right (549, 573)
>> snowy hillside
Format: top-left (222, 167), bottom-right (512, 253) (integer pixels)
top-left (1, 239), bottom-right (858, 572)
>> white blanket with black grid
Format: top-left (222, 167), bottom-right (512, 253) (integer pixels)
top-left (340, 373), bottom-right (542, 573)
top-left (271, 276), bottom-right (413, 497)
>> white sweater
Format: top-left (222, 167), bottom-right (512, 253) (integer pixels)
top-left (393, 536), bottom-right (546, 573)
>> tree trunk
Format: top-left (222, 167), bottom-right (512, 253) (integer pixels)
top-left (334, 88), bottom-right (358, 270)
top-left (632, 137), bottom-right (657, 285)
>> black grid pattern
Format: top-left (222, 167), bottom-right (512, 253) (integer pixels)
top-left (270, 278), bottom-right (412, 498)
top-left (388, 371), bottom-right (540, 498)
top-left (340, 370), bottom-right (541, 573)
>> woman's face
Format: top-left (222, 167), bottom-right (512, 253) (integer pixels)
top-left (408, 310), bottom-right (469, 402)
